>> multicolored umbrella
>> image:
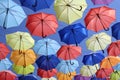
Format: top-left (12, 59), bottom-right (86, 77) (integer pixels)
top-left (20, 0), bottom-right (54, 11)
top-left (33, 38), bottom-right (60, 55)
top-left (59, 23), bottom-right (88, 46)
top-left (0, 0), bottom-right (26, 29)
top-left (84, 6), bottom-right (116, 32)
top-left (54, 0), bottom-right (87, 24)
top-left (26, 12), bottom-right (58, 37)
top-left (110, 71), bottom-right (120, 80)
top-left (91, 0), bottom-right (113, 5)
top-left (6, 31), bottom-right (34, 50)
top-left (86, 32), bottom-right (111, 53)
top-left (41, 77), bottom-right (57, 80)
top-left (19, 75), bottom-right (37, 80)
top-left (74, 74), bottom-right (91, 80)
top-left (36, 55), bottom-right (60, 71)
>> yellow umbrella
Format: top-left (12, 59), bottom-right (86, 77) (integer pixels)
top-left (10, 49), bottom-right (37, 66)
top-left (54, 0), bottom-right (87, 24)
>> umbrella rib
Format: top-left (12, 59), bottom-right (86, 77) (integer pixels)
top-left (69, 7), bottom-right (82, 17)
top-left (57, 7), bottom-right (67, 20)
top-left (44, 21), bottom-right (56, 32)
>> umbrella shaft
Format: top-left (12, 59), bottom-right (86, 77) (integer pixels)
top-left (107, 58), bottom-right (114, 71)
top-left (96, 37), bottom-right (104, 53)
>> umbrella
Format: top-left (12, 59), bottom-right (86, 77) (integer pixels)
top-left (36, 55), bottom-right (60, 71)
top-left (0, 42), bottom-right (10, 60)
top-left (59, 23), bottom-right (88, 46)
top-left (57, 45), bottom-right (81, 61)
top-left (110, 71), bottom-right (120, 80)
top-left (74, 74), bottom-right (91, 80)
top-left (10, 49), bottom-right (37, 66)
top-left (80, 64), bottom-right (99, 77)
top-left (84, 6), bottom-right (116, 32)
top-left (6, 31), bottom-right (34, 50)
top-left (26, 12), bottom-right (58, 37)
top-left (41, 77), bottom-right (57, 80)
top-left (33, 38), bottom-right (60, 55)
top-left (20, 0), bottom-right (54, 11)
top-left (54, 0), bottom-right (87, 24)
top-left (0, 70), bottom-right (17, 80)
top-left (19, 75), bottom-right (37, 80)
top-left (91, 0), bottom-right (113, 5)
top-left (37, 68), bottom-right (57, 78)
top-left (12, 64), bottom-right (35, 75)
top-left (82, 52), bottom-right (105, 65)
top-left (114, 63), bottom-right (120, 70)
top-left (91, 77), bottom-right (106, 80)
top-left (56, 60), bottom-right (79, 74)
top-left (107, 40), bottom-right (120, 56)
top-left (0, 58), bottom-right (12, 71)
top-left (57, 72), bottom-right (76, 80)
top-left (86, 32), bottom-right (111, 53)
top-left (112, 22), bottom-right (120, 40)
top-left (0, 0), bottom-right (26, 29)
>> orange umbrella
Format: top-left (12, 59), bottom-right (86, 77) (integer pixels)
top-left (10, 49), bottom-right (37, 66)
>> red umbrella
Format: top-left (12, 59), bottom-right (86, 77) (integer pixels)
top-left (0, 42), bottom-right (10, 60)
top-left (37, 68), bottom-right (57, 78)
top-left (0, 70), bottom-right (17, 80)
top-left (107, 40), bottom-right (120, 56)
top-left (26, 12), bottom-right (58, 37)
top-left (84, 6), bottom-right (116, 32)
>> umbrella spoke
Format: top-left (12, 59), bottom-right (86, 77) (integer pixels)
top-left (67, 47), bottom-right (74, 65)
top-left (96, 37), bottom-right (104, 53)
top-left (87, 66), bottom-right (93, 77)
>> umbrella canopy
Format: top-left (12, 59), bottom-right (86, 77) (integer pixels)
top-left (10, 49), bottom-right (37, 66)
top-left (0, 58), bottom-right (12, 71)
top-left (107, 40), bottom-right (120, 56)
top-left (6, 31), bottom-right (34, 50)
top-left (12, 64), bottom-right (35, 75)
top-left (0, 70), bottom-right (17, 80)
top-left (74, 74), bottom-right (91, 80)
top-left (80, 64), bottom-right (99, 77)
top-left (91, 0), bottom-right (113, 5)
top-left (82, 52), bottom-right (105, 65)
top-left (19, 75), bottom-right (37, 80)
top-left (37, 68), bottom-right (57, 78)
top-left (57, 45), bottom-right (81, 60)
top-left (84, 6), bottom-right (116, 32)
top-left (57, 72), bottom-right (76, 80)
top-left (20, 0), bottom-right (54, 11)
top-left (86, 32), bottom-right (111, 53)
top-left (54, 0), bottom-right (87, 24)
top-left (114, 63), bottom-right (120, 70)
top-left (33, 38), bottom-right (60, 55)
top-left (110, 71), bottom-right (120, 80)
top-left (0, 42), bottom-right (10, 60)
top-left (0, 0), bottom-right (26, 29)
top-left (41, 77), bottom-right (57, 80)
top-left (26, 12), bottom-right (58, 37)
top-left (59, 23), bottom-right (88, 46)
top-left (36, 55), bottom-right (60, 71)
top-left (112, 22), bottom-right (120, 40)
top-left (56, 60), bottom-right (79, 74)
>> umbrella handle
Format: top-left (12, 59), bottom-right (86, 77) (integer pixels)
top-left (70, 60), bottom-right (74, 65)
top-left (104, 28), bottom-right (109, 31)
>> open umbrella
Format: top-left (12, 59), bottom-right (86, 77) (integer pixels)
top-left (0, 0), bottom-right (26, 29)
top-left (86, 32), bottom-right (111, 53)
top-left (91, 0), bottom-right (113, 5)
top-left (36, 55), bottom-right (60, 71)
top-left (0, 42), bottom-right (10, 60)
top-left (10, 49), bottom-right (37, 66)
top-left (26, 12), bottom-right (58, 37)
top-left (59, 23), bottom-right (88, 46)
top-left (74, 74), bottom-right (91, 80)
top-left (84, 6), bottom-right (116, 32)
top-left (20, 0), bottom-right (54, 11)
top-left (54, 0), bottom-right (87, 24)
top-left (12, 64), bottom-right (35, 75)
top-left (107, 40), bottom-right (120, 56)
top-left (0, 70), bottom-right (17, 80)
top-left (56, 60), bottom-right (79, 74)
top-left (6, 31), bottom-right (34, 50)
top-left (82, 52), bottom-right (105, 65)
top-left (33, 38), bottom-right (60, 55)
top-left (41, 77), bottom-right (57, 80)
top-left (19, 75), bottom-right (37, 80)
top-left (37, 68), bottom-right (57, 78)
top-left (110, 71), bottom-right (120, 80)
top-left (91, 77), bottom-right (106, 80)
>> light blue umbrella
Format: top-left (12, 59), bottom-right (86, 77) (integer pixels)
top-left (33, 38), bottom-right (60, 55)
top-left (56, 60), bottom-right (79, 74)
top-left (114, 63), bottom-right (120, 70)
top-left (0, 0), bottom-right (26, 29)
top-left (0, 58), bottom-right (12, 71)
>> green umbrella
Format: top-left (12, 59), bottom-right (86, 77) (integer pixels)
top-left (110, 71), bottom-right (120, 80)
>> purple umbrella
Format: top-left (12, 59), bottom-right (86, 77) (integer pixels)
top-left (91, 0), bottom-right (113, 5)
top-left (74, 74), bottom-right (91, 80)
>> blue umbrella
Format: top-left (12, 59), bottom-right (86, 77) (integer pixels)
top-left (59, 23), bottom-right (88, 46)
top-left (19, 75), bottom-right (37, 80)
top-left (82, 52), bottom-right (105, 66)
top-left (33, 38), bottom-right (60, 55)
top-left (56, 60), bottom-right (79, 74)
top-left (91, 77), bottom-right (106, 80)
top-left (36, 55), bottom-right (60, 71)
top-left (114, 63), bottom-right (120, 70)
top-left (0, 0), bottom-right (26, 29)
top-left (20, 0), bottom-right (54, 11)
top-left (112, 22), bottom-right (120, 40)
